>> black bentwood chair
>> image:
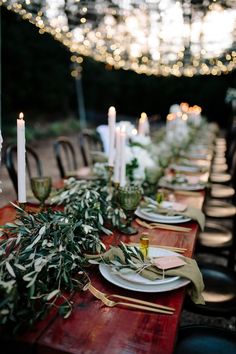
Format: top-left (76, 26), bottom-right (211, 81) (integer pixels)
top-left (4, 144), bottom-right (43, 197)
top-left (184, 133), bottom-right (236, 331)
top-left (209, 133), bottom-right (236, 199)
top-left (209, 137), bottom-right (235, 199)
top-left (185, 262), bottom-right (236, 316)
top-left (184, 235), bottom-right (236, 330)
top-left (53, 137), bottom-right (78, 179)
top-left (209, 132), bottom-right (236, 186)
top-left (53, 137), bottom-right (91, 179)
top-left (79, 129), bottom-right (104, 167)
top-left (174, 325), bottom-right (236, 354)
top-left (196, 144), bottom-right (236, 269)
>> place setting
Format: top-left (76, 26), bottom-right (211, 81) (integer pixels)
top-left (86, 243), bottom-right (205, 304)
top-left (136, 198), bottom-right (191, 224)
top-left (135, 195), bottom-right (205, 231)
top-left (180, 141), bottom-right (214, 161)
top-left (109, 183), bottom-right (199, 236)
top-left (158, 173), bottom-right (207, 192)
top-left (168, 156), bottom-right (210, 175)
top-left (169, 163), bottom-right (207, 174)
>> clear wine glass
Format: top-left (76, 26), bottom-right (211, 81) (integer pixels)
top-left (117, 185), bottom-right (142, 235)
top-left (30, 176), bottom-right (52, 210)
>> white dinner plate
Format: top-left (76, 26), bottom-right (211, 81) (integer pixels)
top-left (113, 247), bottom-right (180, 285)
top-left (158, 178), bottom-right (205, 191)
top-left (189, 148), bottom-right (210, 155)
top-left (140, 200), bottom-right (184, 221)
top-left (186, 152), bottom-right (212, 160)
top-left (99, 263), bottom-right (190, 293)
top-left (140, 207), bottom-right (183, 221)
top-left (170, 164), bottom-right (203, 173)
top-left (179, 159), bottom-right (210, 169)
top-left (140, 200), bottom-right (186, 221)
top-left (135, 208), bottom-right (191, 224)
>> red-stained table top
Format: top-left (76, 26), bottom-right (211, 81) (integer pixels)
top-left (0, 191), bottom-right (204, 354)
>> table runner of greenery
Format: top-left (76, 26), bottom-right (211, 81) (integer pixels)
top-left (0, 179), bottom-right (125, 332)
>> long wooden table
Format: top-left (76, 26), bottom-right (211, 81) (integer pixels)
top-left (0, 192), bottom-right (204, 354)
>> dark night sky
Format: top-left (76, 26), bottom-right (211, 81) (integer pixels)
top-left (2, 6), bottom-right (236, 130)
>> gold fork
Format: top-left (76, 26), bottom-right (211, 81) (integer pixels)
top-left (96, 297), bottom-right (174, 314)
top-left (84, 283), bottom-right (175, 314)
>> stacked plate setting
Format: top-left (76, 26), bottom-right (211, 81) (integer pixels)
top-left (99, 247), bottom-right (190, 292)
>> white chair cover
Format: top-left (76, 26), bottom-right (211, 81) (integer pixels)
top-left (96, 125), bottom-right (109, 154)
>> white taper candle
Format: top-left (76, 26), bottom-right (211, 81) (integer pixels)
top-left (17, 112), bottom-right (26, 203)
top-left (108, 106), bottom-right (116, 166)
top-left (138, 112), bottom-right (147, 136)
top-left (119, 126), bottom-right (126, 187)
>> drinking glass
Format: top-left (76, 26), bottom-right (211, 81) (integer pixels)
top-left (30, 176), bottom-right (52, 210)
top-left (117, 185), bottom-right (142, 235)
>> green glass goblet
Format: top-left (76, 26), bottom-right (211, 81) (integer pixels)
top-left (30, 176), bottom-right (52, 210)
top-left (117, 185), bottom-right (142, 235)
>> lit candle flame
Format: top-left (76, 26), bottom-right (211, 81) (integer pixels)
top-left (167, 113), bottom-right (174, 121)
top-left (180, 102), bottom-right (189, 113)
top-left (19, 112), bottom-right (24, 120)
top-left (108, 106), bottom-right (116, 116)
top-left (140, 112), bottom-right (147, 120)
top-left (193, 105), bottom-right (202, 114)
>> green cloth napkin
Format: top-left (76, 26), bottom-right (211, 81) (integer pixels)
top-left (141, 199), bottom-right (205, 231)
top-left (86, 246), bottom-right (205, 305)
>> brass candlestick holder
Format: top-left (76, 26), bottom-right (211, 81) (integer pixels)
top-left (112, 181), bottom-right (120, 204)
top-left (107, 165), bottom-right (114, 186)
top-left (106, 165), bottom-right (114, 196)
top-left (113, 181), bottom-right (120, 189)
top-left (18, 202), bottom-right (26, 210)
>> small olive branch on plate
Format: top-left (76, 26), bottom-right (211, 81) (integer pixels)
top-left (89, 243), bottom-right (153, 276)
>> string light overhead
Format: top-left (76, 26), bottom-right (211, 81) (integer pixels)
top-left (1, 0), bottom-right (236, 76)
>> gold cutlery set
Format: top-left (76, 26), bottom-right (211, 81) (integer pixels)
top-left (135, 218), bottom-right (191, 233)
top-left (85, 283), bottom-right (175, 315)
